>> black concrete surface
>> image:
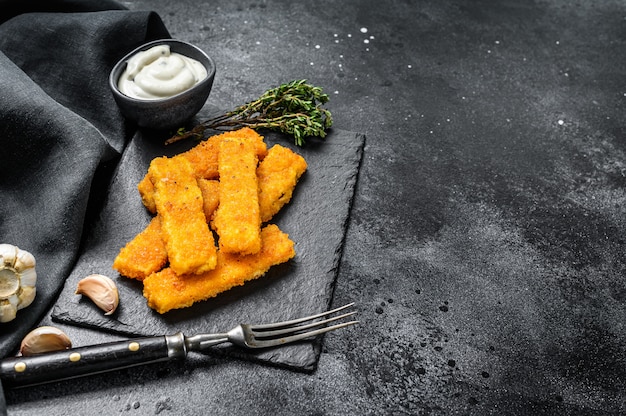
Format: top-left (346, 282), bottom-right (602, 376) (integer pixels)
top-left (6, 0), bottom-right (626, 414)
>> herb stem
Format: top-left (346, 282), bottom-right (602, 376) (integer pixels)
top-left (166, 80), bottom-right (332, 146)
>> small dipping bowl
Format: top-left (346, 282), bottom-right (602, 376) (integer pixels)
top-left (109, 39), bottom-right (216, 129)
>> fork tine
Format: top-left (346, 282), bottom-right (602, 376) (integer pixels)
top-left (251, 311), bottom-right (357, 339)
top-left (260, 320), bottom-right (359, 346)
top-left (250, 302), bottom-right (355, 330)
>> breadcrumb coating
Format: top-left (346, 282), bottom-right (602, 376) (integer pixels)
top-left (138, 127), bottom-right (267, 213)
top-left (197, 178), bottom-right (220, 222)
top-left (212, 137), bottom-right (262, 255)
top-left (257, 144), bottom-right (308, 223)
top-left (112, 216), bottom-right (167, 281)
top-left (149, 156), bottom-right (217, 275)
top-left (114, 128), bottom-right (308, 313)
top-left (143, 224), bottom-right (295, 314)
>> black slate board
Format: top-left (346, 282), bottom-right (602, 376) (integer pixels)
top-left (51, 126), bottom-right (364, 372)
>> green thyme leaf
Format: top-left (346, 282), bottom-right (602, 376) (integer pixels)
top-left (166, 80), bottom-right (332, 146)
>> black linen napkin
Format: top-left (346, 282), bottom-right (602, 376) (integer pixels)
top-left (0, 2), bottom-right (170, 353)
top-left (0, 1), bottom-right (171, 412)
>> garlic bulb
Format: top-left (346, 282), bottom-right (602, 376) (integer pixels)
top-left (20, 326), bottom-right (72, 356)
top-left (0, 244), bottom-right (37, 323)
top-left (76, 274), bottom-right (119, 315)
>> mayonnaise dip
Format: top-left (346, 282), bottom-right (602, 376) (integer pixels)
top-left (117, 45), bottom-right (208, 100)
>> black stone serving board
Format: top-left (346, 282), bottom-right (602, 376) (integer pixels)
top-left (51, 125), bottom-right (364, 372)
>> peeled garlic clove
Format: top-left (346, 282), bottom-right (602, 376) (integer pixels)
top-left (76, 274), bottom-right (119, 315)
top-left (20, 326), bottom-right (72, 356)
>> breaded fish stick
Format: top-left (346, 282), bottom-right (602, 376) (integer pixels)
top-left (143, 224), bottom-right (295, 314)
top-left (257, 144), bottom-right (308, 223)
top-left (150, 156), bottom-right (217, 275)
top-left (138, 128), bottom-right (268, 213)
top-left (115, 144), bottom-right (306, 281)
top-left (137, 175), bottom-right (157, 214)
top-left (113, 179), bottom-right (221, 281)
top-left (212, 137), bottom-right (262, 255)
top-left (197, 179), bottom-right (220, 222)
top-left (183, 127), bottom-right (268, 178)
top-left (112, 216), bottom-right (167, 281)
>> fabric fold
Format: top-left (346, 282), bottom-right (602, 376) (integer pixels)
top-left (0, 0), bottom-right (170, 364)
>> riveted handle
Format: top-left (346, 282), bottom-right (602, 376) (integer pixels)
top-left (0, 333), bottom-right (186, 387)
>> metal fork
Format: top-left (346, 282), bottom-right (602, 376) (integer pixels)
top-left (0, 303), bottom-right (357, 387)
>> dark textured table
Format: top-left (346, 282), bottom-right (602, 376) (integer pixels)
top-left (6, 0), bottom-right (626, 414)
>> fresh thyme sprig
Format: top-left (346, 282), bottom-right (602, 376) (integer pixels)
top-left (166, 79), bottom-right (333, 146)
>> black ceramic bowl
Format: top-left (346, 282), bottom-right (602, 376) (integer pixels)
top-left (109, 39), bottom-right (216, 129)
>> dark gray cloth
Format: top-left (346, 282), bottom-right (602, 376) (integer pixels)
top-left (0, 1), bottom-right (170, 411)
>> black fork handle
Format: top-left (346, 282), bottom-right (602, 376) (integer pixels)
top-left (0, 333), bottom-right (186, 388)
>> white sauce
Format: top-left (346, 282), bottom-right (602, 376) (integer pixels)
top-left (117, 45), bottom-right (208, 100)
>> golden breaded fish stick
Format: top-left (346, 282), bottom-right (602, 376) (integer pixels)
top-left (137, 175), bottom-right (156, 213)
top-left (257, 144), bottom-right (308, 223)
top-left (114, 180), bottom-right (219, 281)
top-left (212, 137), bottom-right (262, 255)
top-left (117, 152), bottom-right (306, 281)
top-left (112, 216), bottom-right (167, 281)
top-left (138, 128), bottom-right (267, 213)
top-left (197, 179), bottom-right (220, 222)
top-left (143, 224), bottom-right (295, 314)
top-left (150, 156), bottom-right (217, 275)
top-left (179, 127), bottom-right (268, 179)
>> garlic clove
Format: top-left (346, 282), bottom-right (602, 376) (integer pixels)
top-left (0, 244), bottom-right (18, 268)
top-left (0, 244), bottom-right (37, 323)
top-left (19, 267), bottom-right (37, 288)
top-left (76, 274), bottom-right (119, 315)
top-left (0, 293), bottom-right (19, 322)
top-left (20, 326), bottom-right (72, 356)
top-left (14, 248), bottom-right (35, 271)
top-left (17, 286), bottom-right (36, 310)
top-left (0, 302), bottom-right (16, 323)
